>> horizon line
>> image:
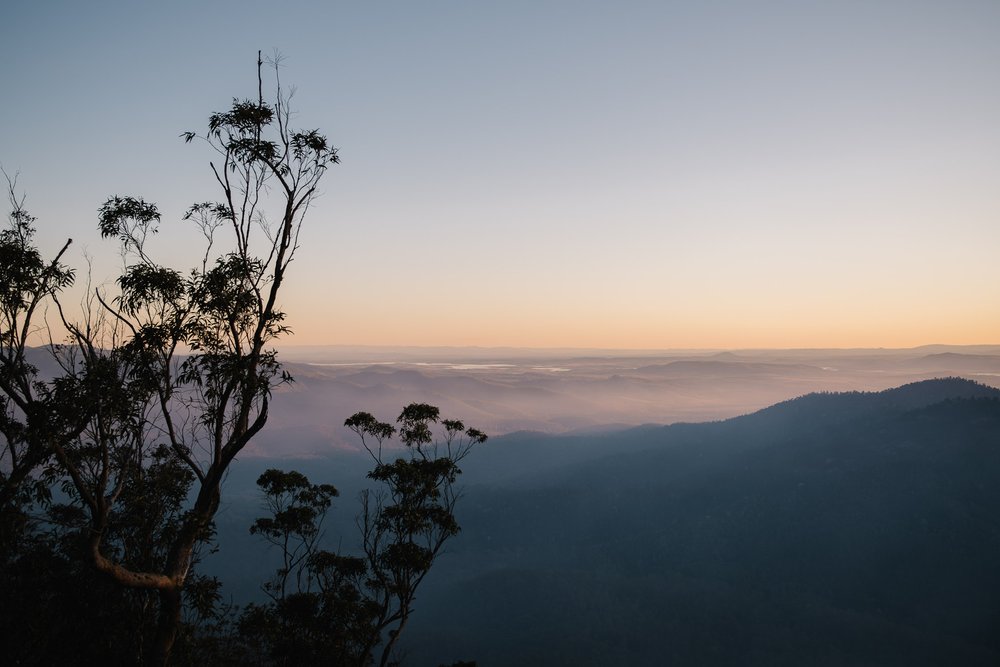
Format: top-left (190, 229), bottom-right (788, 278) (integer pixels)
top-left (275, 342), bottom-right (1000, 353)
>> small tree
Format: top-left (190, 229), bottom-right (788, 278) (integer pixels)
top-left (0, 173), bottom-right (76, 531)
top-left (0, 52), bottom-right (337, 665)
top-left (242, 404), bottom-right (487, 667)
top-left (250, 469), bottom-right (339, 602)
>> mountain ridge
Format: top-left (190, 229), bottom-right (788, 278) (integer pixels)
top-left (399, 378), bottom-right (1000, 665)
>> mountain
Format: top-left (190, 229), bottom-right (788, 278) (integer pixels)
top-left (395, 379), bottom-right (1000, 665)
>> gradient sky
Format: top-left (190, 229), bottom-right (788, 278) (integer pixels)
top-left (3, 1), bottom-right (999, 349)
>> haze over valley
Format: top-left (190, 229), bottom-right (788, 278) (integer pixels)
top-left (256, 344), bottom-right (1000, 455)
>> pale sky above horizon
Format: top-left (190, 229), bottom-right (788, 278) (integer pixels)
top-left (3, 1), bottom-right (999, 349)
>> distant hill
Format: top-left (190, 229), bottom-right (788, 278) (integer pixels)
top-left (729, 376), bottom-right (1000, 430)
top-left (904, 352), bottom-right (1000, 373)
top-left (633, 359), bottom-right (822, 377)
top-left (397, 378), bottom-right (1000, 665)
top-left (454, 378), bottom-right (1000, 483)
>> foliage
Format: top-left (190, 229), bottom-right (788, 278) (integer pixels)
top-left (0, 52), bottom-right (337, 665)
top-left (2, 54), bottom-right (484, 667)
top-left (0, 172), bottom-right (77, 526)
top-left (239, 404), bottom-right (487, 667)
top-left (250, 469), bottom-right (339, 601)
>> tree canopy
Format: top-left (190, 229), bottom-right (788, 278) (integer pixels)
top-left (0, 53), bottom-right (485, 666)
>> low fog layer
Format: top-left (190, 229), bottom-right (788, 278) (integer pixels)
top-left (255, 345), bottom-right (1000, 456)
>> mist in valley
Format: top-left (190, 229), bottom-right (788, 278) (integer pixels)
top-left (199, 347), bottom-right (1000, 665)
top-left (253, 345), bottom-right (1000, 455)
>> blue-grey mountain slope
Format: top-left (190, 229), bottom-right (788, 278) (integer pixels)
top-left (400, 378), bottom-right (1000, 665)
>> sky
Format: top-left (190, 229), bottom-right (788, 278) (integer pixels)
top-left (3, 1), bottom-right (999, 350)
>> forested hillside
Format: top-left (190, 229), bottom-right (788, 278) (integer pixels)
top-left (393, 379), bottom-right (1000, 665)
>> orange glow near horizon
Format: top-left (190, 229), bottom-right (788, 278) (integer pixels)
top-left (281, 300), bottom-right (1000, 350)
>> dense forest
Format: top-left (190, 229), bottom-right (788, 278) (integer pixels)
top-left (398, 378), bottom-right (1000, 665)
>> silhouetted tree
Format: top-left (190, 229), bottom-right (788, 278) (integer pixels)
top-left (0, 171), bottom-right (77, 533)
top-left (251, 469), bottom-right (340, 602)
top-left (0, 52), bottom-right (337, 665)
top-left (240, 404), bottom-right (487, 666)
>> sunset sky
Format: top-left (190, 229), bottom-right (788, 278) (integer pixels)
top-left (3, 1), bottom-right (998, 349)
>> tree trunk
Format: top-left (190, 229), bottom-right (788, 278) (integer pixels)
top-left (150, 586), bottom-right (182, 666)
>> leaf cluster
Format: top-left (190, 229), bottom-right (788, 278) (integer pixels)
top-left (239, 404), bottom-right (487, 666)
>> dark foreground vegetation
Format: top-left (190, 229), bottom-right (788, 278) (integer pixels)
top-left (0, 397), bottom-right (484, 667)
top-left (1, 55), bottom-right (484, 666)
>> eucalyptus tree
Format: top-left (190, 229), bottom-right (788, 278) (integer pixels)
top-left (241, 404), bottom-right (487, 667)
top-left (0, 174), bottom-right (76, 525)
top-left (0, 52), bottom-right (338, 664)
